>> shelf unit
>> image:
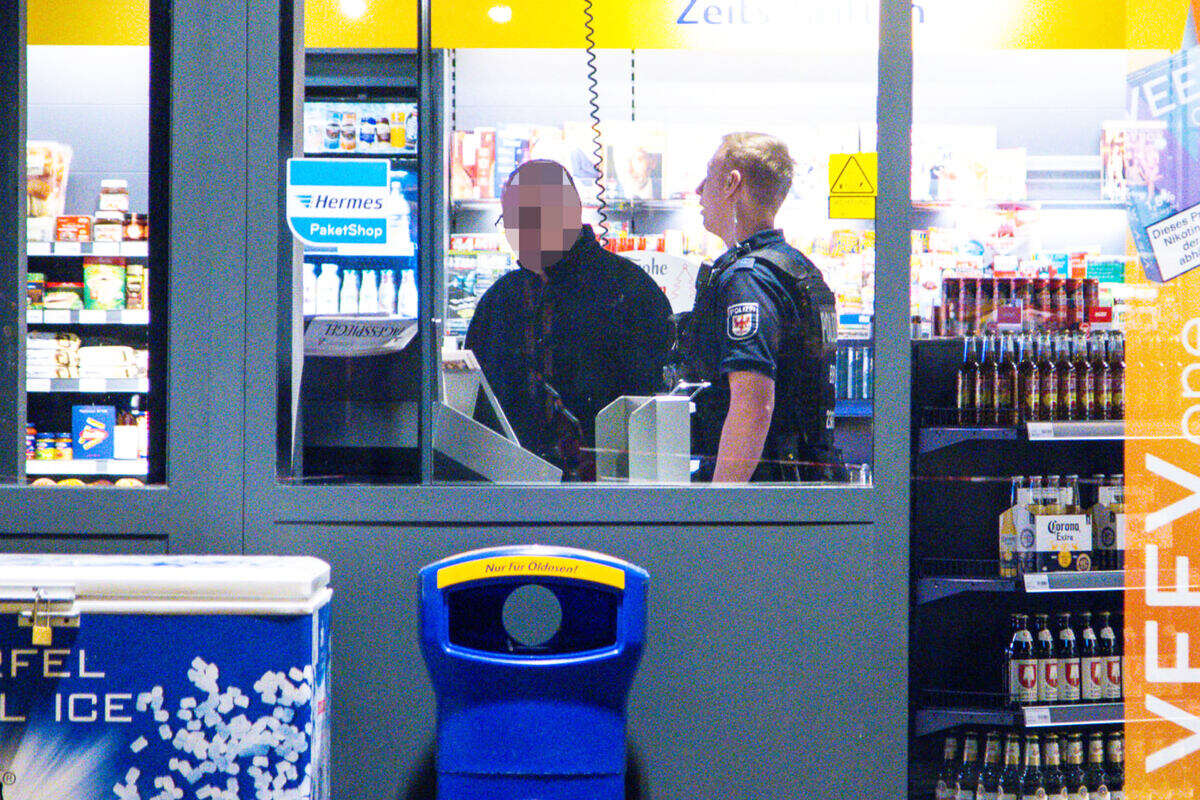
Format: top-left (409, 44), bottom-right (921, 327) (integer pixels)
top-left (918, 420), bottom-right (1125, 454)
top-left (26, 378), bottom-right (149, 393)
top-left (27, 309), bottom-right (149, 325)
top-left (916, 570), bottom-right (1125, 604)
top-left (25, 458), bottom-right (149, 476)
top-left (27, 241), bottom-right (149, 258)
top-left (916, 703), bottom-right (1126, 737)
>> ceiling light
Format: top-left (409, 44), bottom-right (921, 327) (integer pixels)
top-left (339, 0), bottom-right (367, 20)
top-left (487, 5), bottom-right (513, 24)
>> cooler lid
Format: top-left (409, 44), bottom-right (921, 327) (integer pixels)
top-left (0, 555), bottom-right (330, 603)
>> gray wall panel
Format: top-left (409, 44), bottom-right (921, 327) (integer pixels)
top-left (0, 535), bottom-right (167, 554)
top-left (253, 523), bottom-right (888, 800)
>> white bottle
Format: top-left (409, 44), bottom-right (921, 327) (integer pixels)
top-left (378, 269), bottom-right (397, 315)
top-left (302, 262), bottom-right (318, 315)
top-left (359, 269), bottom-right (379, 314)
top-left (316, 263), bottom-right (340, 314)
top-left (398, 270), bottom-right (418, 318)
top-left (388, 181), bottom-right (414, 256)
top-left (339, 270), bottom-right (359, 315)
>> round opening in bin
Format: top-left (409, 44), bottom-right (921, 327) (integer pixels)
top-left (501, 584), bottom-right (563, 647)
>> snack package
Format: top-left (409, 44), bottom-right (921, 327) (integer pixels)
top-left (26, 141), bottom-right (73, 218)
top-left (83, 258), bottom-right (128, 309)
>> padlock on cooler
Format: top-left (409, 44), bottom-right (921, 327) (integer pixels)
top-left (419, 545), bottom-right (648, 800)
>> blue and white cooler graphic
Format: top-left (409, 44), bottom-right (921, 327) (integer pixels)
top-left (0, 556), bottom-right (331, 800)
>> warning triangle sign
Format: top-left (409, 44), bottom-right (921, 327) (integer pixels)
top-left (829, 153), bottom-right (876, 196)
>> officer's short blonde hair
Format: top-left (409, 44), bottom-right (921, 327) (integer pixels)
top-left (717, 132), bottom-right (794, 212)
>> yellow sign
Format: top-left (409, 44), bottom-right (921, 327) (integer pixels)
top-left (829, 152), bottom-right (876, 220)
top-left (437, 556), bottom-right (626, 590)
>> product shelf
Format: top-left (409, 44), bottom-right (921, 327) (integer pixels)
top-left (26, 378), bottom-right (149, 393)
top-left (1025, 420), bottom-right (1124, 440)
top-left (918, 426), bottom-right (1019, 454)
top-left (25, 458), bottom-right (149, 477)
top-left (27, 309), bottom-right (149, 326)
top-left (915, 703), bottom-right (1126, 737)
top-left (916, 569), bottom-right (1125, 604)
top-left (27, 241), bottom-right (149, 258)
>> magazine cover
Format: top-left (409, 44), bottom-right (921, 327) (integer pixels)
top-left (1126, 48), bottom-right (1199, 282)
top-left (1101, 121), bottom-right (1168, 203)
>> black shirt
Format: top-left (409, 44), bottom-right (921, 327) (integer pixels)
top-left (464, 225), bottom-right (674, 465)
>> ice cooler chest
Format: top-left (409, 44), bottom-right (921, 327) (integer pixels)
top-left (0, 555), bottom-right (331, 800)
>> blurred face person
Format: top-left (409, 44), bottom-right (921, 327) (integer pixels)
top-left (501, 160), bottom-right (584, 276)
top-left (697, 146), bottom-right (740, 246)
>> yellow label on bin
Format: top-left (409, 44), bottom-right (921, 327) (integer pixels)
top-left (437, 556), bottom-right (625, 590)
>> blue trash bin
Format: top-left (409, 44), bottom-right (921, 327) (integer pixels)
top-left (420, 545), bottom-right (648, 800)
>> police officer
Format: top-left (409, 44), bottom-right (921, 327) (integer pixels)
top-left (681, 132), bottom-right (848, 482)
top-left (465, 160), bottom-right (673, 480)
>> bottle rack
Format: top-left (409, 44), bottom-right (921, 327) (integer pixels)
top-left (909, 338), bottom-right (1127, 798)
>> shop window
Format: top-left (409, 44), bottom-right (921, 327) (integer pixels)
top-left (282, 1), bottom-right (878, 487)
top-left (15, 0), bottom-right (163, 488)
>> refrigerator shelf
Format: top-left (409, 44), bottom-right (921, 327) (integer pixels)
top-left (27, 308), bottom-right (149, 325)
top-left (915, 703), bottom-right (1126, 737)
top-left (27, 241), bottom-right (149, 258)
top-left (26, 458), bottom-right (149, 476)
top-left (916, 570), bottom-right (1125, 604)
top-left (26, 378), bottom-right (149, 393)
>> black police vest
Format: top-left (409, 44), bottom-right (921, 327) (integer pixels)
top-left (684, 242), bottom-right (842, 481)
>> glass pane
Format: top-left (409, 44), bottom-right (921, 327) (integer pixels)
top-left (909, 4), bottom-right (1192, 794)
top-left (287, 49), bottom-right (424, 484)
top-left (432, 3), bottom-right (877, 485)
top-left (20, 2), bottom-right (161, 487)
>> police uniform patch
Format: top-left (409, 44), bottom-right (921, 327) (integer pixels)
top-left (727, 302), bottom-right (759, 340)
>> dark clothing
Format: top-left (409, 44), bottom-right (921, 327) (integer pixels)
top-left (679, 229), bottom-right (848, 482)
top-left (464, 225), bottom-right (674, 477)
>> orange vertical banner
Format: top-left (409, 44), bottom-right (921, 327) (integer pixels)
top-left (1124, 12), bottom-right (1200, 797)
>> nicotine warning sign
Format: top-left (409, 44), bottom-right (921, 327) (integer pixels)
top-left (1147, 203), bottom-right (1200, 282)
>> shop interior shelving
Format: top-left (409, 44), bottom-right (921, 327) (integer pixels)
top-left (916, 569), bottom-right (1127, 605)
top-left (916, 702), bottom-right (1128, 737)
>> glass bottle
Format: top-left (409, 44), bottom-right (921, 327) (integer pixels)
top-left (1104, 732), bottom-right (1123, 800)
top-left (1034, 613), bottom-right (1060, 705)
top-left (977, 731), bottom-right (1003, 800)
top-left (976, 336), bottom-right (997, 426)
top-left (1042, 734), bottom-right (1066, 800)
top-left (1073, 334), bottom-right (1094, 421)
top-left (1084, 732), bottom-right (1109, 799)
top-left (1018, 335), bottom-right (1040, 423)
top-left (1079, 612), bottom-right (1103, 703)
top-left (1061, 733), bottom-right (1087, 800)
top-left (999, 731), bottom-right (1023, 800)
top-left (957, 337), bottom-right (978, 427)
top-left (937, 735), bottom-right (961, 800)
top-left (956, 731), bottom-right (982, 800)
top-left (1056, 335), bottom-right (1076, 422)
top-left (1056, 612), bottom-right (1081, 704)
top-left (1090, 335), bottom-right (1110, 422)
top-left (995, 335), bottom-right (1018, 427)
top-left (1107, 333), bottom-right (1124, 420)
top-left (1021, 733), bottom-right (1044, 800)
top-left (1038, 334), bottom-right (1058, 422)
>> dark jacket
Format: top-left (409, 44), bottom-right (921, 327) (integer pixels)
top-left (464, 225), bottom-right (674, 470)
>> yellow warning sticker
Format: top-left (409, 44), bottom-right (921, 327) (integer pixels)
top-left (829, 153), bottom-right (877, 220)
top-left (437, 556), bottom-right (626, 590)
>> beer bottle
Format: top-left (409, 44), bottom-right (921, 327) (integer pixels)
top-left (1042, 734), bottom-right (1067, 800)
top-left (956, 730), bottom-right (982, 800)
top-left (977, 730), bottom-right (1004, 800)
top-left (1107, 475), bottom-right (1125, 570)
top-left (1107, 333), bottom-right (1124, 420)
top-left (1061, 733), bottom-right (1087, 800)
top-left (1056, 335), bottom-right (1076, 422)
top-left (1098, 612), bottom-right (1122, 702)
top-left (1073, 334), bottom-right (1094, 421)
top-left (963, 278), bottom-right (979, 336)
top-left (1064, 475), bottom-right (1082, 515)
top-left (1018, 335), bottom-right (1040, 423)
top-left (977, 336), bottom-right (997, 426)
top-left (1079, 611), bottom-right (1104, 703)
top-left (1034, 613), bottom-right (1060, 705)
top-left (999, 731), bottom-right (1024, 800)
top-left (1104, 732), bottom-right (1123, 800)
top-left (1007, 613), bottom-right (1038, 707)
top-left (1084, 732), bottom-right (1109, 800)
top-left (937, 734), bottom-right (961, 800)
top-left (1056, 612), bottom-right (1081, 704)
top-left (1045, 475), bottom-right (1065, 515)
top-left (1021, 733), bottom-right (1045, 800)
top-left (996, 335), bottom-right (1018, 427)
top-left (1090, 335), bottom-right (1111, 422)
top-left (945, 278), bottom-right (962, 337)
top-left (1052, 278), bottom-right (1069, 330)
top-left (957, 337), bottom-right (978, 426)
top-left (1038, 334), bottom-right (1058, 422)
